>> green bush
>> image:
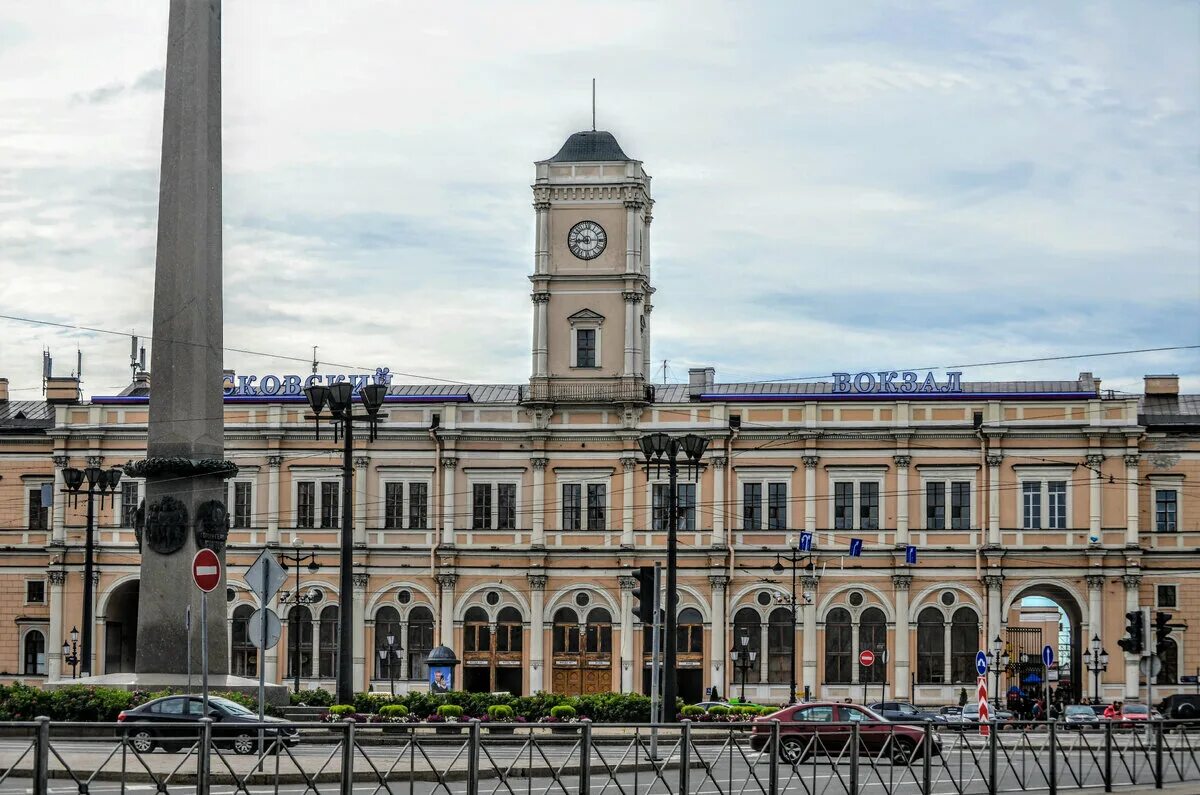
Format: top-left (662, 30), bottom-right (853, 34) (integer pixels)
top-left (681, 705), bottom-right (705, 718)
top-left (291, 689), bottom-right (335, 707)
top-left (437, 704), bottom-right (464, 719)
top-left (487, 704), bottom-right (514, 721)
top-left (329, 705), bottom-right (357, 718)
top-left (378, 704), bottom-right (409, 719)
top-left (707, 705), bottom-right (730, 716)
top-left (549, 704), bottom-right (577, 720)
top-left (354, 692), bottom-right (396, 714)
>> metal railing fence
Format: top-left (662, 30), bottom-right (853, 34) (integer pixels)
top-left (0, 717), bottom-right (1197, 794)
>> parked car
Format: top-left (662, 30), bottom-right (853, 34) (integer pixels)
top-left (1088, 704), bottom-right (1109, 719)
top-left (749, 702), bottom-right (941, 764)
top-left (1064, 704), bottom-right (1100, 730)
top-left (960, 703), bottom-right (1018, 730)
top-left (118, 695), bottom-right (299, 755)
top-left (938, 706), bottom-right (965, 726)
top-left (868, 702), bottom-right (946, 724)
top-left (1158, 695), bottom-right (1200, 725)
top-left (692, 701), bottom-right (730, 712)
top-left (1119, 703), bottom-right (1159, 724)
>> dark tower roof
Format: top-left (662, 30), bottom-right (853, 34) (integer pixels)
top-left (546, 130), bottom-right (631, 163)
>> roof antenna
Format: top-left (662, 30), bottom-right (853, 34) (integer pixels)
top-left (592, 78), bottom-right (596, 131)
top-left (130, 335), bottom-right (139, 382)
top-left (311, 346), bottom-right (319, 375)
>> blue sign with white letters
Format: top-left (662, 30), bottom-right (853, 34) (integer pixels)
top-left (1042, 645), bottom-right (1054, 667)
top-left (849, 538), bottom-right (863, 557)
top-left (798, 532), bottom-right (813, 552)
top-left (832, 370), bottom-right (962, 395)
top-left (223, 367), bottom-right (393, 397)
top-left (905, 545), bottom-right (917, 565)
top-left (976, 651), bottom-right (988, 677)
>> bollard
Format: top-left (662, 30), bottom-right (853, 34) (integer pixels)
top-left (198, 717), bottom-right (213, 795)
top-left (922, 722), bottom-right (933, 795)
top-left (1048, 720), bottom-right (1057, 795)
top-left (1154, 719), bottom-right (1163, 789)
top-left (768, 720), bottom-right (780, 795)
top-left (32, 716), bottom-right (50, 795)
top-left (466, 719), bottom-right (481, 795)
top-left (679, 721), bottom-right (691, 795)
top-left (341, 718), bottom-right (356, 795)
top-left (987, 719), bottom-right (998, 795)
top-left (579, 720), bottom-right (592, 795)
top-left (1104, 721), bottom-right (1113, 793)
top-left (849, 721), bottom-right (860, 795)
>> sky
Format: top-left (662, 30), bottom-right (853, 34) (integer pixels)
top-left (1, 1), bottom-right (1197, 398)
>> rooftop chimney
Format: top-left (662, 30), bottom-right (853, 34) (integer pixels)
top-left (45, 376), bottom-right (81, 404)
top-left (1144, 374), bottom-right (1179, 397)
top-left (688, 367), bottom-right (716, 399)
top-left (0, 378), bottom-right (8, 403)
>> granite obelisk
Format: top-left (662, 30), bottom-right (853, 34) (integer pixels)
top-left (135, 0), bottom-right (229, 676)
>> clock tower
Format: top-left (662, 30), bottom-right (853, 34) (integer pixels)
top-left (527, 130), bottom-right (653, 406)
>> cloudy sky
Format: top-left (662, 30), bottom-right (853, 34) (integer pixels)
top-left (1, 1), bottom-right (1197, 398)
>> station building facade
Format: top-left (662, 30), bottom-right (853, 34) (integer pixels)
top-left (0, 130), bottom-right (1197, 706)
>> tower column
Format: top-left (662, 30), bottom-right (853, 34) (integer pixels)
top-left (803, 457), bottom-right (819, 533)
top-left (528, 574), bottom-right (546, 692)
top-left (620, 458), bottom-right (636, 547)
top-left (1087, 454), bottom-right (1103, 538)
top-left (623, 293), bottom-right (636, 376)
top-left (52, 455), bottom-right (68, 545)
top-left (1086, 575), bottom-right (1105, 700)
top-left (1124, 455), bottom-right (1140, 544)
top-left (266, 455), bottom-right (281, 546)
top-left (984, 574), bottom-right (1004, 651)
top-left (712, 457), bottom-right (726, 543)
top-left (1122, 574), bottom-right (1141, 699)
top-left (531, 458), bottom-right (547, 546)
top-left (353, 456), bottom-right (368, 547)
top-left (440, 457), bottom-right (457, 547)
top-left (532, 293), bottom-right (549, 378)
top-left (987, 454), bottom-right (1003, 546)
top-left (893, 575), bottom-right (911, 700)
top-left (802, 575), bottom-right (819, 699)
top-left (47, 570), bottom-right (65, 680)
top-left (352, 574), bottom-right (368, 691)
top-left (618, 575), bottom-right (636, 692)
top-left (709, 575), bottom-right (728, 698)
top-left (436, 573), bottom-right (457, 648)
top-left (534, 200), bottom-right (550, 275)
top-left (894, 455), bottom-right (911, 546)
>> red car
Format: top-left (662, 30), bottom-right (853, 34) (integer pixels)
top-left (749, 702), bottom-right (941, 764)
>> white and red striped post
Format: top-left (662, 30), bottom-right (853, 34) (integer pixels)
top-left (977, 676), bottom-right (990, 736)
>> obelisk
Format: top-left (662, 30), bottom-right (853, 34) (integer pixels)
top-left (135, 0), bottom-right (229, 676)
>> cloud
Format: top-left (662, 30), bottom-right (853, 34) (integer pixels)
top-left (71, 68), bottom-right (163, 105)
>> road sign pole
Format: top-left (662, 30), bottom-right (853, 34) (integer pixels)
top-left (187, 606), bottom-right (193, 694)
top-left (201, 589), bottom-right (209, 715)
top-left (258, 562), bottom-right (268, 763)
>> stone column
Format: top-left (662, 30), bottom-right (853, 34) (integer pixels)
top-left (986, 454), bottom-right (1003, 546)
top-left (984, 575), bottom-right (1004, 650)
top-left (622, 292), bottom-right (637, 376)
top-left (52, 455), bottom-right (68, 545)
top-left (802, 575), bottom-right (819, 699)
top-left (397, 620), bottom-right (409, 680)
top-left (1087, 454), bottom-right (1103, 539)
top-left (803, 457), bottom-right (819, 533)
top-left (709, 575), bottom-right (729, 697)
top-left (310, 613), bottom-right (321, 681)
top-left (532, 293), bottom-right (550, 378)
top-left (47, 570), bottom-right (65, 680)
top-left (264, 591), bottom-right (279, 685)
top-left (1125, 455), bottom-right (1139, 545)
top-left (531, 458), bottom-right (548, 546)
top-left (624, 200), bottom-right (640, 274)
top-left (436, 573), bottom-right (457, 648)
top-left (528, 574), bottom-right (547, 693)
top-left (353, 457), bottom-right (368, 547)
top-left (1086, 575), bottom-right (1105, 698)
top-left (620, 458), bottom-right (636, 547)
top-left (893, 575), bottom-right (911, 699)
top-left (626, 291), bottom-right (644, 378)
top-left (618, 575), bottom-right (636, 692)
top-left (851, 622), bottom-right (861, 686)
top-left (266, 455), bottom-right (281, 546)
top-left (1122, 574), bottom-right (1141, 699)
top-left (440, 457), bottom-right (457, 547)
top-left (712, 457), bottom-right (727, 542)
top-left (534, 201), bottom-right (550, 275)
top-left (894, 456), bottom-right (911, 545)
top-left (352, 574), bottom-right (368, 691)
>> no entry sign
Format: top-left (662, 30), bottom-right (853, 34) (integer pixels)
top-left (859, 649), bottom-right (875, 667)
top-left (192, 548), bottom-right (221, 593)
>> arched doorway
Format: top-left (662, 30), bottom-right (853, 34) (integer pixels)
top-left (104, 580), bottom-right (139, 673)
top-left (463, 606), bottom-right (524, 695)
top-left (1006, 584), bottom-right (1084, 705)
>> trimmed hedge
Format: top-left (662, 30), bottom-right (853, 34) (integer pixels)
top-left (0, 683), bottom-right (275, 722)
top-left (291, 689), bottom-right (335, 707)
top-left (436, 704), bottom-right (464, 719)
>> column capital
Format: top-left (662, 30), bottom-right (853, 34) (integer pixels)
top-left (266, 455), bottom-right (283, 468)
top-left (47, 570), bottom-right (66, 586)
top-left (986, 453), bottom-right (1004, 468)
top-left (531, 457), bottom-right (549, 472)
top-left (892, 574), bottom-right (912, 591)
top-left (622, 290), bottom-right (643, 303)
top-left (619, 457), bottom-right (638, 472)
top-left (801, 575), bottom-right (820, 591)
top-left (1122, 574), bottom-right (1142, 590)
top-left (532, 292), bottom-right (551, 304)
top-left (527, 573), bottom-right (547, 592)
top-left (893, 455), bottom-right (912, 469)
top-left (708, 574), bottom-right (730, 590)
top-left (1085, 575), bottom-right (1106, 591)
top-left (352, 573), bottom-right (369, 590)
top-left (533, 200), bottom-right (551, 211)
top-left (1085, 454), bottom-right (1104, 468)
top-left (711, 456), bottom-right (728, 470)
top-left (1123, 454), bottom-right (1140, 467)
top-left (354, 456), bottom-right (369, 470)
top-left (435, 573), bottom-right (458, 589)
top-left (982, 574), bottom-right (1004, 590)
top-left (802, 456), bottom-right (820, 470)
top-left (80, 571), bottom-right (99, 585)
top-left (623, 199), bottom-right (645, 211)
top-left (440, 456), bottom-right (458, 470)
top-left (618, 576), bottom-right (637, 591)
top-left (53, 455), bottom-right (70, 469)
top-left (86, 455), bottom-right (104, 468)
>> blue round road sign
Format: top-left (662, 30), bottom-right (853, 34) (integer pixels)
top-left (1042, 645), bottom-right (1054, 667)
top-left (975, 650), bottom-right (988, 677)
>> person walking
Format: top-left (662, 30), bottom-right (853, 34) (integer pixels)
top-left (1103, 700), bottom-right (1122, 720)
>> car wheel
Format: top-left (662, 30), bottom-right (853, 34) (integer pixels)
top-left (129, 730), bottom-right (156, 754)
top-left (889, 738), bottom-right (916, 765)
top-left (232, 732), bottom-right (256, 755)
top-left (780, 737), bottom-right (808, 764)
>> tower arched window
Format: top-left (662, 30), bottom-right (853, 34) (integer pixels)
top-left (677, 608), bottom-right (703, 653)
top-left (464, 606), bottom-right (491, 653)
top-left (497, 606), bottom-right (523, 653)
top-left (824, 608), bottom-right (852, 684)
top-left (318, 605), bottom-right (339, 678)
top-left (859, 607), bottom-right (887, 684)
top-left (406, 607), bottom-right (434, 681)
top-left (585, 607), bottom-right (612, 654)
top-left (767, 607), bottom-right (794, 684)
top-left (950, 607), bottom-right (980, 684)
top-left (916, 607), bottom-right (945, 684)
top-left (553, 607), bottom-right (580, 654)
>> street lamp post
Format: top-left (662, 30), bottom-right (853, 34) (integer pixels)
top-left (730, 634), bottom-right (757, 703)
top-left (61, 626), bottom-right (80, 679)
top-left (304, 379), bottom-right (388, 705)
top-left (377, 633), bottom-right (403, 697)
top-left (985, 634), bottom-right (1010, 710)
top-left (1082, 634), bottom-right (1109, 705)
top-left (774, 538), bottom-right (814, 705)
top-left (280, 538), bottom-right (321, 695)
top-left (638, 433), bottom-right (708, 721)
top-left (61, 465), bottom-right (122, 677)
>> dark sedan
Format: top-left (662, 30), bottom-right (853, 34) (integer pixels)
top-left (749, 702), bottom-right (941, 764)
top-left (118, 695), bottom-right (299, 755)
top-left (868, 702), bottom-right (946, 723)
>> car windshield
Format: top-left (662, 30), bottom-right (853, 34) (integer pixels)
top-left (1123, 704), bottom-right (1148, 715)
top-left (1066, 705), bottom-right (1093, 716)
top-left (211, 697), bottom-right (256, 716)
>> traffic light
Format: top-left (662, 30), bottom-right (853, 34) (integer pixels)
top-left (1155, 611), bottom-right (1174, 651)
top-left (1118, 610), bottom-right (1144, 655)
top-left (631, 566), bottom-right (655, 624)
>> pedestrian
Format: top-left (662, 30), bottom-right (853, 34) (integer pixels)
top-left (1103, 700), bottom-right (1122, 720)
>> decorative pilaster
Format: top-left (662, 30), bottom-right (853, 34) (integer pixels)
top-left (712, 457), bottom-right (727, 540)
top-left (436, 573), bottom-right (457, 647)
top-left (1122, 573), bottom-right (1141, 698)
top-left (802, 573), bottom-right (820, 699)
top-left (1124, 455), bottom-right (1140, 544)
top-left (440, 457), bottom-right (458, 547)
top-left (528, 573), bottom-right (547, 692)
top-left (894, 455), bottom-right (911, 545)
top-left (531, 457), bottom-right (548, 547)
top-left (892, 574), bottom-right (912, 699)
top-left (531, 292), bottom-right (550, 377)
top-left (533, 200), bottom-right (550, 275)
top-left (983, 574), bottom-right (1004, 645)
top-left (86, 456), bottom-right (104, 468)
top-left (1086, 454), bottom-right (1104, 538)
top-left (352, 573), bottom-right (368, 690)
top-left (986, 454), bottom-right (1003, 545)
top-left (620, 458), bottom-right (636, 547)
top-left (47, 570), bottom-right (65, 680)
top-left (708, 575), bottom-right (730, 696)
top-left (266, 455), bottom-right (282, 545)
top-left (802, 456), bottom-right (819, 533)
top-left (353, 456), bottom-right (369, 547)
top-left (52, 455), bottom-right (69, 544)
top-left (1086, 574), bottom-right (1105, 697)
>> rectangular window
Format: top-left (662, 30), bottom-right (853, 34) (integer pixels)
top-left (26, 581), bottom-right (45, 604)
top-left (834, 482), bottom-right (854, 529)
top-left (320, 482), bottom-right (339, 528)
top-left (27, 488), bottom-right (48, 531)
top-left (743, 483), bottom-right (762, 530)
top-left (121, 482), bottom-right (140, 528)
top-left (950, 482), bottom-right (970, 530)
top-left (653, 483), bottom-right (696, 531)
top-left (652, 484), bottom-right (668, 531)
top-left (408, 483), bottom-right (428, 528)
top-left (562, 484), bottom-right (582, 530)
top-left (384, 483), bottom-right (404, 529)
top-left (1022, 482), bottom-right (1041, 530)
top-left (232, 482), bottom-right (252, 528)
top-left (472, 484), bottom-right (492, 530)
top-left (859, 482), bottom-right (879, 530)
top-left (1157, 585), bottom-right (1177, 609)
top-left (926, 483), bottom-right (946, 530)
top-left (297, 482), bottom-right (315, 528)
top-left (1155, 490), bottom-right (1178, 533)
top-left (497, 483), bottom-right (517, 530)
top-left (767, 482), bottom-right (787, 530)
top-left (586, 483), bottom-right (606, 531)
top-left (576, 329), bottom-right (596, 368)
top-left (1047, 481), bottom-right (1067, 530)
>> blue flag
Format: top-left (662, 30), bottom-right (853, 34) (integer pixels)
top-left (798, 532), bottom-right (813, 552)
top-left (905, 545), bottom-right (917, 565)
top-left (849, 538), bottom-right (863, 557)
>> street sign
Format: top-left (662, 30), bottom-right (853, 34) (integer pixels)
top-left (859, 649), bottom-right (875, 667)
top-left (905, 545), bottom-right (917, 565)
top-left (192, 548), bottom-right (221, 593)
top-left (1042, 645), bottom-right (1055, 667)
top-left (1180, 675), bottom-right (1198, 685)
top-left (248, 608), bottom-right (282, 649)
top-left (798, 532), bottom-right (813, 552)
top-left (849, 538), bottom-right (863, 557)
top-left (1139, 655), bottom-right (1163, 678)
top-left (244, 549), bottom-right (287, 604)
top-left (977, 676), bottom-right (990, 737)
top-left (976, 651), bottom-right (988, 677)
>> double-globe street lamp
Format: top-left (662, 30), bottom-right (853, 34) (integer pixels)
top-left (730, 633), bottom-right (757, 703)
top-left (1082, 634), bottom-right (1110, 705)
top-left (61, 465), bottom-right (123, 677)
top-left (377, 634), bottom-right (404, 697)
top-left (61, 626), bottom-right (80, 679)
top-left (985, 634), bottom-right (1011, 709)
top-left (280, 538), bottom-right (321, 695)
top-left (303, 380), bottom-right (388, 704)
top-left (638, 432), bottom-right (708, 720)
top-left (773, 538), bottom-right (815, 705)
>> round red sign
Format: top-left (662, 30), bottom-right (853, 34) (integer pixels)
top-left (192, 548), bottom-right (222, 593)
top-left (859, 649), bottom-right (875, 667)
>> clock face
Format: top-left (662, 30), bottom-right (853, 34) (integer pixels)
top-left (567, 221), bottom-right (607, 260)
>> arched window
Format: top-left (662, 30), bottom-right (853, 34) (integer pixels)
top-left (859, 607), bottom-right (887, 684)
top-left (231, 605), bottom-right (257, 677)
top-left (585, 607), bottom-right (612, 654)
top-left (288, 605), bottom-right (313, 679)
top-left (677, 608), bottom-right (703, 653)
top-left (407, 606), bottom-right (434, 680)
top-left (375, 606), bottom-right (401, 681)
top-left (464, 606), bottom-right (491, 653)
top-left (825, 608), bottom-right (852, 684)
top-left (1157, 638), bottom-right (1179, 685)
top-left (767, 607), bottom-right (794, 684)
top-left (732, 607), bottom-right (762, 683)
top-left (553, 607), bottom-right (580, 654)
top-left (496, 606), bottom-right (523, 653)
top-left (318, 605), bottom-right (339, 678)
top-left (22, 630), bottom-right (46, 676)
top-left (950, 607), bottom-right (980, 683)
top-left (916, 607), bottom-right (944, 684)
